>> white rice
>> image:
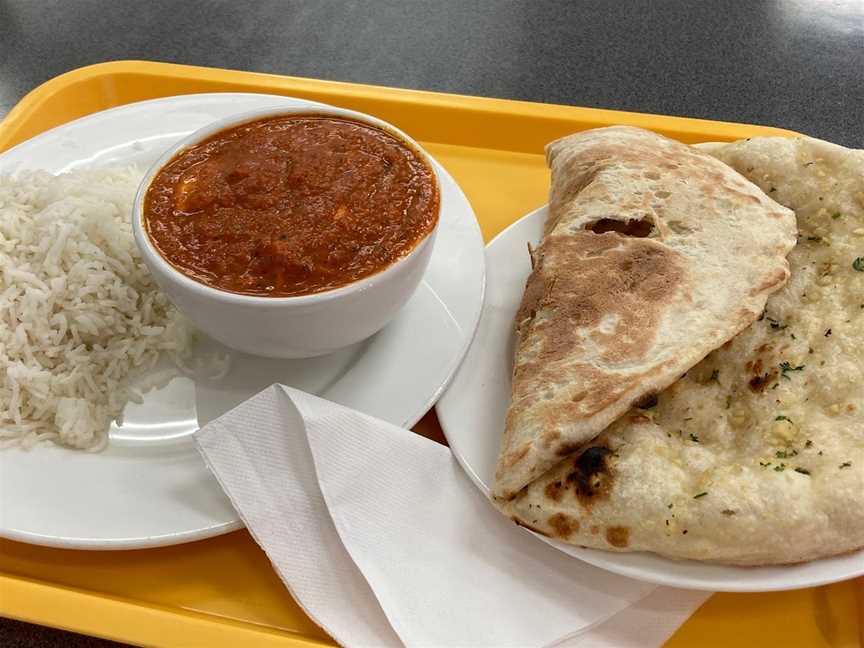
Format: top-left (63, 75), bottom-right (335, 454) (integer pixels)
top-left (0, 168), bottom-right (192, 451)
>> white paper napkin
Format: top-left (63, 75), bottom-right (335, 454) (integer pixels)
top-left (195, 385), bottom-right (711, 647)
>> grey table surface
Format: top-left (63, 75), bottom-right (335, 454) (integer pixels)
top-left (0, 0), bottom-right (862, 646)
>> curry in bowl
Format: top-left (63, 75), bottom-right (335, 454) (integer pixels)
top-left (143, 114), bottom-right (440, 297)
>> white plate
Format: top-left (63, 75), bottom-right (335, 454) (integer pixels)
top-left (0, 93), bottom-right (485, 549)
top-left (436, 205), bottom-right (864, 592)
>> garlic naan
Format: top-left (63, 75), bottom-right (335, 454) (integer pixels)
top-left (500, 135), bottom-right (864, 565)
top-left (494, 127), bottom-right (797, 499)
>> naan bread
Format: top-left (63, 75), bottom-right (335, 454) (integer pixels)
top-left (494, 127), bottom-right (797, 499)
top-left (500, 136), bottom-right (864, 565)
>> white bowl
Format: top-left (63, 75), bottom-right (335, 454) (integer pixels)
top-left (132, 105), bottom-right (440, 358)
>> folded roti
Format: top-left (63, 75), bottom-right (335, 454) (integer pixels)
top-left (500, 135), bottom-right (864, 565)
top-left (494, 126), bottom-right (797, 500)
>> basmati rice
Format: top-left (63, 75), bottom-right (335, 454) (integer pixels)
top-left (0, 168), bottom-right (192, 450)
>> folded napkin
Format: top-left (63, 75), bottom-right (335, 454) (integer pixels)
top-left (196, 385), bottom-right (711, 647)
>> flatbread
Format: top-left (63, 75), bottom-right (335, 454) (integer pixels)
top-left (499, 135), bottom-right (864, 565)
top-left (494, 127), bottom-right (797, 499)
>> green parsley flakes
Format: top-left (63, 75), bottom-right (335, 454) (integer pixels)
top-left (794, 467), bottom-right (811, 476)
top-left (853, 257), bottom-right (864, 272)
top-left (693, 492), bottom-right (708, 499)
top-left (840, 462), bottom-right (852, 469)
top-left (779, 361), bottom-right (805, 379)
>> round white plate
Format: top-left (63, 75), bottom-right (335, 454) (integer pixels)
top-left (436, 205), bottom-right (864, 592)
top-left (0, 93), bottom-right (485, 549)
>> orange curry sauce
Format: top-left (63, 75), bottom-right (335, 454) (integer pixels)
top-left (144, 115), bottom-right (439, 297)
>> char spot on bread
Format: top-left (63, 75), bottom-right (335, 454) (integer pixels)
top-left (545, 480), bottom-right (564, 502)
top-left (565, 446), bottom-right (615, 508)
top-left (548, 512), bottom-right (579, 539)
top-left (584, 216), bottom-right (655, 237)
top-left (633, 392), bottom-right (659, 409)
top-left (605, 526), bottom-right (630, 548)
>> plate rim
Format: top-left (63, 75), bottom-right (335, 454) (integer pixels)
top-left (0, 92), bottom-right (486, 550)
top-left (437, 205), bottom-right (864, 592)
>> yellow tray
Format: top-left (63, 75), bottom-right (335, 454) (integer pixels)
top-left (0, 61), bottom-right (860, 648)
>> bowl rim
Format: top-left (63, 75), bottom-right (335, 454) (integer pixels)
top-left (131, 104), bottom-right (441, 307)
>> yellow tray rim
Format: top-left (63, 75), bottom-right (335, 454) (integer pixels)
top-left (0, 60), bottom-right (800, 154)
top-left (1, 574), bottom-right (330, 648)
